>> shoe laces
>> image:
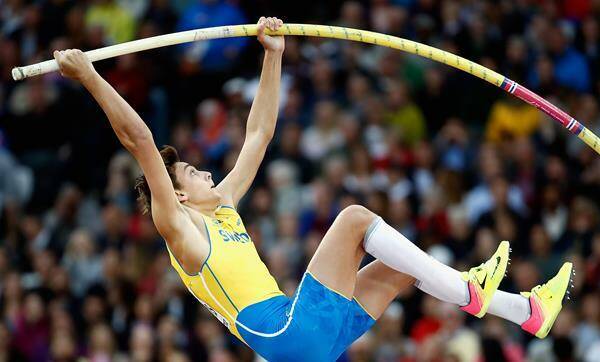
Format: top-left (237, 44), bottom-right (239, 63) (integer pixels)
top-left (533, 283), bottom-right (553, 300)
top-left (470, 264), bottom-right (488, 284)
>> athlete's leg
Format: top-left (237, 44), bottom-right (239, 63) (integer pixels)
top-left (353, 260), bottom-right (415, 319)
top-left (306, 204), bottom-right (468, 306)
top-left (307, 205), bottom-right (469, 303)
top-left (353, 261), bottom-right (530, 325)
top-left (307, 205), bottom-right (531, 324)
top-left (306, 205), bottom-right (375, 298)
top-left (362, 216), bottom-right (533, 321)
top-left (363, 216), bottom-right (469, 305)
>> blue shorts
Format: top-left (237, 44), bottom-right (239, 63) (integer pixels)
top-left (236, 273), bottom-right (376, 361)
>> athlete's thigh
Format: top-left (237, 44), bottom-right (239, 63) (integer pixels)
top-left (306, 210), bottom-right (370, 299)
top-left (353, 260), bottom-right (416, 319)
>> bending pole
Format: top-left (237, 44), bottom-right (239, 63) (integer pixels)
top-left (12, 23), bottom-right (600, 154)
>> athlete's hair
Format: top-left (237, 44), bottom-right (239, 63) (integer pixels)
top-left (134, 145), bottom-right (181, 214)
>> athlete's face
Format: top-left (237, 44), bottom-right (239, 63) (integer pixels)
top-left (174, 162), bottom-right (221, 209)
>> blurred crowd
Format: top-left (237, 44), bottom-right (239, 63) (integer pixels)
top-left (1, 0), bottom-right (600, 361)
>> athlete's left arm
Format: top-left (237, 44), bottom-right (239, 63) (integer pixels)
top-left (217, 17), bottom-right (284, 207)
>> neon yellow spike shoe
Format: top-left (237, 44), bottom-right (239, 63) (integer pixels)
top-left (460, 240), bottom-right (511, 318)
top-left (520, 262), bottom-right (574, 339)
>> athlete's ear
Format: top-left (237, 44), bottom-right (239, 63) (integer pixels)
top-left (176, 191), bottom-right (188, 203)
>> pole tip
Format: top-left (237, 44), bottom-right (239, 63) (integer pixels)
top-left (12, 67), bottom-right (24, 81)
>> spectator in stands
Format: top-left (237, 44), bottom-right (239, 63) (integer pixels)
top-left (86, 0), bottom-right (137, 45)
top-left (176, 0), bottom-right (248, 71)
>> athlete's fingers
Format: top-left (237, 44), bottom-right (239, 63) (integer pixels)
top-left (257, 21), bottom-right (266, 37)
top-left (269, 17), bottom-right (276, 31)
top-left (264, 17), bottom-right (270, 28)
top-left (53, 50), bottom-right (66, 76)
top-left (56, 50), bottom-right (66, 65)
top-left (53, 50), bottom-right (63, 67)
top-left (73, 49), bottom-right (84, 61)
top-left (257, 22), bottom-right (267, 44)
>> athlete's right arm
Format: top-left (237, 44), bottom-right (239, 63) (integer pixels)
top-left (53, 50), bottom-right (194, 247)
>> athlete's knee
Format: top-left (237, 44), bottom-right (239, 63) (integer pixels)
top-left (337, 205), bottom-right (377, 235)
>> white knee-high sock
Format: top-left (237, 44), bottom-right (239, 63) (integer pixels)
top-left (363, 217), bottom-right (469, 305)
top-left (487, 290), bottom-right (531, 325)
top-left (363, 217), bottom-right (532, 326)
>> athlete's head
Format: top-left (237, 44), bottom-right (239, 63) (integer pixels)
top-left (135, 145), bottom-right (221, 214)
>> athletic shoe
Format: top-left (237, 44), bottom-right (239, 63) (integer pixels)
top-left (520, 262), bottom-right (574, 339)
top-left (460, 240), bottom-right (511, 318)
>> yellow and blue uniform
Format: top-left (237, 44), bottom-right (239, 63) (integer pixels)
top-left (166, 205), bottom-right (283, 340)
top-left (167, 205), bottom-right (375, 361)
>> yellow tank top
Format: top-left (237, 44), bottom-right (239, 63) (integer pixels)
top-left (166, 205), bottom-right (284, 341)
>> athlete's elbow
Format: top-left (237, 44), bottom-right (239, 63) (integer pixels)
top-left (133, 128), bottom-right (153, 146)
top-left (121, 128), bottom-right (154, 153)
top-left (258, 126), bottom-right (275, 142)
top-left (247, 129), bottom-right (273, 146)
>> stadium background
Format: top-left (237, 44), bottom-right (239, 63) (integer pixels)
top-left (1, 0), bottom-right (600, 361)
